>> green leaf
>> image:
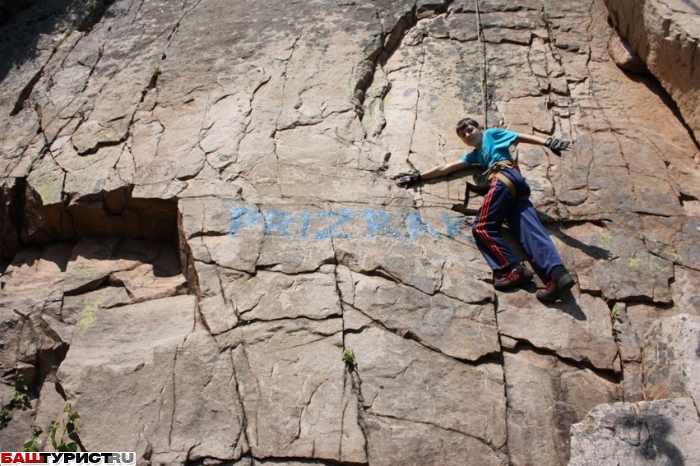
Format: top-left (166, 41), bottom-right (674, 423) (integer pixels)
top-left (58, 442), bottom-right (79, 452)
top-left (22, 436), bottom-right (41, 452)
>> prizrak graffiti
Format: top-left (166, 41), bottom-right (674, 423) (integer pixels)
top-left (229, 207), bottom-right (476, 244)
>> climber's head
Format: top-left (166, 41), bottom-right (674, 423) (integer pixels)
top-left (456, 117), bottom-right (482, 148)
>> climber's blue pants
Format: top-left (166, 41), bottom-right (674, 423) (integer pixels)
top-left (471, 168), bottom-right (564, 281)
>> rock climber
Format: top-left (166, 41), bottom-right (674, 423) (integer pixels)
top-left (394, 117), bottom-right (574, 302)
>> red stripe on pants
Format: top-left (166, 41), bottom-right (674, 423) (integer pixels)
top-left (474, 178), bottom-right (510, 267)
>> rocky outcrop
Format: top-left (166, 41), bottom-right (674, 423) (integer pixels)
top-left (570, 314), bottom-right (700, 464)
top-left (604, 0), bottom-right (700, 141)
top-left (606, 30), bottom-right (647, 74)
top-left (569, 398), bottom-right (700, 466)
top-left (1, 0), bottom-right (699, 465)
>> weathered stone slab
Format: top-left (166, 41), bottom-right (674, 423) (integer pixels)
top-left (504, 350), bottom-right (620, 466)
top-left (62, 238), bottom-right (176, 295)
top-left (61, 287), bottom-right (132, 327)
top-left (110, 263), bottom-right (188, 303)
top-left (57, 296), bottom-right (247, 463)
top-left (642, 314), bottom-right (700, 404)
top-left (165, 330), bottom-right (248, 463)
top-left (0, 244), bottom-right (72, 383)
top-left (569, 398), bottom-right (700, 466)
top-left (0, 105), bottom-right (43, 177)
top-left (346, 325), bottom-right (507, 463)
top-left (365, 415), bottom-right (508, 466)
top-left (332, 206), bottom-right (489, 296)
top-left (671, 266), bottom-right (700, 310)
top-left (1, 244), bottom-right (71, 303)
top-left (604, 0), bottom-right (700, 140)
top-left (613, 301), bottom-right (700, 402)
top-left (498, 290), bottom-right (620, 371)
top-left (346, 271), bottom-right (499, 361)
top-left (26, 153), bottom-right (65, 208)
top-left (257, 232), bottom-right (336, 274)
top-left (180, 199), bottom-right (264, 274)
top-left (221, 317), bottom-right (364, 463)
top-left (640, 215), bottom-right (700, 272)
top-left (556, 220), bottom-right (674, 303)
top-left (190, 262), bottom-right (240, 336)
top-left (607, 29), bottom-right (647, 74)
top-left (1, 0), bottom-right (700, 463)
top-left (231, 265), bottom-right (342, 322)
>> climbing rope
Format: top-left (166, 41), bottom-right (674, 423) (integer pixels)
top-left (475, 0), bottom-right (488, 127)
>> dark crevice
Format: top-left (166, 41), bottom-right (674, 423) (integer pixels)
top-left (76, 0), bottom-right (116, 33)
top-left (10, 66), bottom-right (44, 116)
top-left (0, 177), bottom-right (26, 261)
top-left (342, 304), bottom-right (500, 367)
top-left (679, 192), bottom-right (699, 203)
top-left (503, 340), bottom-right (622, 385)
top-left (335, 266), bottom-right (370, 465)
top-left (231, 315), bottom-right (342, 337)
top-left (237, 312), bottom-right (343, 328)
top-left (450, 3), bottom-right (536, 14)
top-left (367, 411), bottom-right (500, 451)
top-left (352, 1), bottom-right (454, 121)
top-left (74, 136), bottom-right (130, 156)
top-left (80, 45), bottom-right (105, 93)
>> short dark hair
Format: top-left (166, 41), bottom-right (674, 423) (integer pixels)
top-left (456, 118), bottom-right (481, 136)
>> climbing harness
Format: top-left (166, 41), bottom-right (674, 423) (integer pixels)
top-left (484, 160), bottom-right (527, 201)
top-left (453, 160), bottom-right (529, 216)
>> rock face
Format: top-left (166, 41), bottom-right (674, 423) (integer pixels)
top-left (604, 0), bottom-right (700, 140)
top-left (0, 0), bottom-right (699, 465)
top-left (569, 313), bottom-right (700, 464)
top-left (570, 398), bottom-right (700, 466)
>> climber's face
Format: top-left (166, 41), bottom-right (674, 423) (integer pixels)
top-left (457, 124), bottom-right (483, 148)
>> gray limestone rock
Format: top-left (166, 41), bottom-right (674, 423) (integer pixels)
top-left (569, 398), bottom-right (700, 466)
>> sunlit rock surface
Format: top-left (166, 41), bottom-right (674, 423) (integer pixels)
top-left (1, 0), bottom-right (699, 464)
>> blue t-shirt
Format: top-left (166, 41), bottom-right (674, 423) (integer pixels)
top-left (460, 128), bottom-right (519, 170)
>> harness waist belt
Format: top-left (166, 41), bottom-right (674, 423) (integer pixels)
top-left (492, 172), bottom-right (529, 202)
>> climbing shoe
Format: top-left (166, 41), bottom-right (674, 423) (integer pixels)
top-left (536, 272), bottom-right (575, 302)
top-left (493, 264), bottom-right (533, 291)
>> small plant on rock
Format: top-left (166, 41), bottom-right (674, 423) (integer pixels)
top-left (342, 348), bottom-right (356, 367)
top-left (610, 305), bottom-right (622, 339)
top-left (22, 423), bottom-right (42, 452)
top-left (11, 375), bottom-right (31, 409)
top-left (11, 389), bottom-right (31, 409)
top-left (0, 407), bottom-right (11, 428)
top-left (50, 405), bottom-right (81, 452)
top-left (148, 66), bottom-right (162, 89)
top-left (0, 375), bottom-right (31, 429)
top-left (541, 9), bottom-right (551, 24)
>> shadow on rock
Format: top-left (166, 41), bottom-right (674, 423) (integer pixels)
top-left (618, 413), bottom-right (685, 466)
top-left (546, 291), bottom-right (587, 321)
top-left (552, 226), bottom-right (614, 261)
top-left (0, 0), bottom-right (114, 83)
